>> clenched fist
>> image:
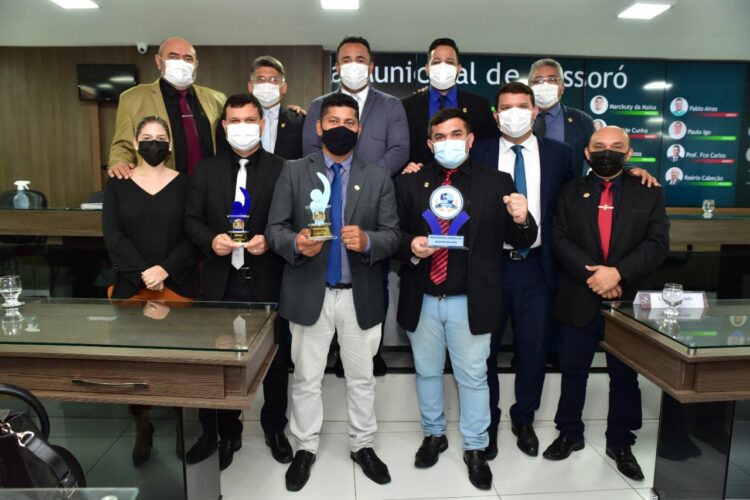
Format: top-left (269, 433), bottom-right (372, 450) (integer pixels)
top-left (502, 193), bottom-right (529, 225)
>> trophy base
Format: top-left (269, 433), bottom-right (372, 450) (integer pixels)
top-left (427, 234), bottom-right (468, 250)
top-left (309, 224), bottom-right (335, 241)
top-left (228, 231), bottom-right (249, 244)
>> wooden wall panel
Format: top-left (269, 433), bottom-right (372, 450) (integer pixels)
top-left (0, 45), bottom-right (324, 208)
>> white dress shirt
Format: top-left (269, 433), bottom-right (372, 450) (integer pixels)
top-left (342, 86), bottom-right (369, 116)
top-left (262, 103), bottom-right (281, 153)
top-left (498, 135), bottom-right (542, 249)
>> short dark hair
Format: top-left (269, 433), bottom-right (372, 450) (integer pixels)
top-left (250, 55), bottom-right (285, 80)
top-left (320, 93), bottom-right (360, 120)
top-left (428, 37), bottom-right (460, 62)
top-left (336, 36), bottom-right (373, 62)
top-left (428, 108), bottom-right (471, 137)
top-left (496, 82), bottom-right (536, 107)
top-left (221, 93), bottom-right (264, 120)
top-left (135, 115), bottom-right (170, 139)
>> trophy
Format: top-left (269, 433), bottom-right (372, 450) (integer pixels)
top-left (423, 185), bottom-right (470, 249)
top-left (227, 187), bottom-right (251, 243)
top-left (306, 172), bottom-right (336, 241)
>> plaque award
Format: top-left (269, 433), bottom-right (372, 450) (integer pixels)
top-left (423, 185), bottom-right (470, 249)
top-left (227, 187), bottom-right (251, 243)
top-left (306, 172), bottom-right (335, 241)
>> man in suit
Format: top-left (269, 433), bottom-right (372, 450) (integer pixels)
top-left (472, 82), bottom-right (574, 460)
top-left (108, 37), bottom-right (226, 179)
top-left (394, 108), bottom-right (537, 490)
top-left (184, 93), bottom-right (289, 470)
top-left (542, 126), bottom-right (669, 482)
top-left (401, 38), bottom-right (498, 169)
top-left (266, 93), bottom-right (400, 492)
top-left (670, 144), bottom-right (683, 163)
top-left (668, 168), bottom-right (682, 186)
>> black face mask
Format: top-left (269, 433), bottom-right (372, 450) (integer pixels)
top-left (138, 140), bottom-right (170, 167)
top-left (587, 149), bottom-right (626, 178)
top-left (321, 126), bottom-right (358, 156)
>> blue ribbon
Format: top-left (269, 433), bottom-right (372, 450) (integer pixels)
top-left (231, 187), bottom-right (251, 217)
top-left (422, 209), bottom-right (470, 235)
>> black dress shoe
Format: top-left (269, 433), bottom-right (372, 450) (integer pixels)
top-left (463, 450), bottom-right (492, 490)
top-left (185, 432), bottom-right (217, 465)
top-left (373, 353), bottom-right (388, 377)
top-left (219, 436), bottom-right (242, 471)
top-left (265, 432), bottom-right (293, 464)
top-left (485, 427), bottom-right (498, 460)
top-left (132, 422), bottom-right (154, 466)
top-left (286, 450), bottom-right (316, 492)
top-left (511, 422), bottom-right (539, 457)
top-left (542, 435), bottom-right (584, 461)
top-left (351, 447), bottom-right (391, 484)
top-left (414, 435), bottom-right (448, 468)
top-left (333, 353), bottom-right (345, 378)
top-left (606, 446), bottom-right (644, 481)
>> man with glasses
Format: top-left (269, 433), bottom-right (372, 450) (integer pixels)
top-left (108, 37), bottom-right (226, 179)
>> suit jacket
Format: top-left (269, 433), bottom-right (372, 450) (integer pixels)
top-left (302, 87), bottom-right (410, 176)
top-left (401, 87), bottom-right (499, 166)
top-left (109, 79), bottom-right (226, 169)
top-left (215, 105), bottom-right (306, 160)
top-left (471, 136), bottom-right (574, 290)
top-left (551, 174), bottom-right (670, 327)
top-left (265, 152), bottom-right (400, 329)
top-left (561, 105), bottom-right (595, 176)
top-left (394, 159), bottom-right (538, 335)
top-left (184, 149), bottom-right (285, 302)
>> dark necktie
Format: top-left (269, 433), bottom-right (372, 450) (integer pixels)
top-left (429, 168), bottom-right (458, 285)
top-left (598, 181), bottom-right (614, 263)
top-left (511, 145), bottom-right (530, 257)
top-left (439, 94), bottom-right (448, 110)
top-left (536, 111), bottom-right (548, 138)
top-left (326, 163), bottom-right (343, 285)
top-left (177, 90), bottom-right (203, 176)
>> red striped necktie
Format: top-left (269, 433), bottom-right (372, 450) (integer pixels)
top-left (429, 168), bottom-right (458, 285)
top-left (598, 181), bottom-right (614, 263)
top-left (177, 90), bottom-right (203, 176)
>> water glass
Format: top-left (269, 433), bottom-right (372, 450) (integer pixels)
top-left (662, 283), bottom-right (684, 318)
top-left (702, 199), bottom-right (715, 219)
top-left (0, 275), bottom-right (23, 307)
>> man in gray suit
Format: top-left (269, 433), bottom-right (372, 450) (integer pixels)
top-left (267, 93), bottom-right (400, 492)
top-left (302, 36), bottom-right (410, 176)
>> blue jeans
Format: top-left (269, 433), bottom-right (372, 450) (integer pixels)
top-left (407, 294), bottom-right (491, 450)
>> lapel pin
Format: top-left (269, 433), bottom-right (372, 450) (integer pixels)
top-left (462, 107), bottom-right (468, 113)
top-left (568, 117), bottom-right (573, 123)
top-left (280, 123), bottom-right (286, 128)
top-left (583, 192), bottom-right (590, 198)
top-left (424, 182), bottom-right (430, 188)
top-left (354, 185), bottom-right (361, 191)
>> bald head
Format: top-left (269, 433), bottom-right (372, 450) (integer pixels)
top-left (158, 37), bottom-right (196, 60)
top-left (155, 37), bottom-right (198, 89)
top-left (585, 125), bottom-right (633, 167)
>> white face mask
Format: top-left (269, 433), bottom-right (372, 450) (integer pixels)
top-left (498, 107), bottom-right (533, 138)
top-left (532, 82), bottom-right (559, 109)
top-left (226, 123), bottom-right (261, 152)
top-left (339, 62), bottom-right (370, 91)
top-left (429, 63), bottom-right (458, 91)
top-left (252, 83), bottom-right (281, 108)
top-left (162, 59), bottom-right (195, 89)
top-left (433, 139), bottom-right (468, 169)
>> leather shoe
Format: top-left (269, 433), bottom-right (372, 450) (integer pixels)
top-left (414, 435), bottom-right (448, 468)
top-left (373, 353), bottom-right (388, 377)
top-left (351, 447), bottom-right (391, 484)
top-left (512, 422), bottom-right (539, 457)
top-left (286, 450), bottom-right (316, 491)
top-left (485, 427), bottom-right (498, 460)
top-left (132, 422), bottom-right (154, 466)
top-left (463, 450), bottom-right (492, 490)
top-left (606, 446), bottom-right (644, 481)
top-left (219, 436), bottom-right (242, 471)
top-left (185, 432), bottom-right (217, 465)
top-left (543, 435), bottom-right (584, 460)
top-left (265, 432), bottom-right (293, 464)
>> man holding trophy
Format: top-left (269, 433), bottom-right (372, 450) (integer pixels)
top-left (266, 93), bottom-right (400, 492)
top-left (393, 108), bottom-right (537, 490)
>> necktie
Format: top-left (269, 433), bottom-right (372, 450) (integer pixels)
top-left (511, 145), bottom-right (530, 257)
top-left (231, 159), bottom-right (248, 270)
top-left (429, 168), bottom-right (458, 285)
top-left (536, 111), bottom-right (548, 138)
top-left (325, 163), bottom-right (343, 286)
top-left (598, 181), bottom-right (614, 263)
top-left (261, 106), bottom-right (278, 153)
top-left (177, 90), bottom-right (203, 176)
top-left (439, 94), bottom-right (448, 110)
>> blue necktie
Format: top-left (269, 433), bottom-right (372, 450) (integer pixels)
top-left (326, 163), bottom-right (343, 286)
top-left (511, 145), bottom-right (529, 257)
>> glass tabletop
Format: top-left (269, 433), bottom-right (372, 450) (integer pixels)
top-left (0, 297), bottom-right (276, 353)
top-left (668, 213), bottom-right (750, 220)
top-left (0, 489), bottom-right (138, 500)
top-left (605, 299), bottom-right (750, 349)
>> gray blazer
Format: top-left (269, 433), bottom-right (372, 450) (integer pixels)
top-left (265, 151), bottom-right (400, 330)
top-left (301, 87), bottom-right (410, 176)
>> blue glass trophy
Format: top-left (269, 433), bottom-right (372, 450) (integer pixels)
top-left (227, 187), bottom-right (251, 243)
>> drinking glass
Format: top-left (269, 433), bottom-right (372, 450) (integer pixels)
top-left (662, 283), bottom-right (683, 318)
top-left (702, 199), bottom-right (715, 219)
top-left (0, 275), bottom-right (23, 307)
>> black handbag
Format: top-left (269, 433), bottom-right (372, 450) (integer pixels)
top-left (0, 383), bottom-right (86, 491)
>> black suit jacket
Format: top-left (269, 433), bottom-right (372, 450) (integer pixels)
top-left (184, 149), bottom-right (285, 301)
top-left (551, 174), bottom-right (669, 327)
top-left (401, 88), bottom-right (499, 166)
top-left (394, 159), bottom-right (538, 334)
top-left (561, 105), bottom-right (595, 176)
top-left (471, 136), bottom-right (574, 291)
top-left (215, 106), bottom-right (305, 160)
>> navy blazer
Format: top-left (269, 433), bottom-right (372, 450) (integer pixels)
top-left (561, 105), bottom-right (595, 176)
top-left (471, 135), bottom-right (574, 291)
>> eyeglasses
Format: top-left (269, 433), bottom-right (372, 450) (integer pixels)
top-left (530, 76), bottom-right (561, 85)
top-left (251, 76), bottom-right (283, 85)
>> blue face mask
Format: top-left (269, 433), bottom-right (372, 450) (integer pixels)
top-left (433, 139), bottom-right (468, 169)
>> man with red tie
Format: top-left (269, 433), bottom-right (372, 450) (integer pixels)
top-left (542, 126), bottom-right (669, 481)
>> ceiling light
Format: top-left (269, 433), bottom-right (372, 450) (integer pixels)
top-left (321, 0), bottom-right (359, 10)
top-left (643, 81), bottom-right (672, 90)
top-left (50, 0), bottom-right (99, 8)
top-left (618, 2), bottom-right (671, 20)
